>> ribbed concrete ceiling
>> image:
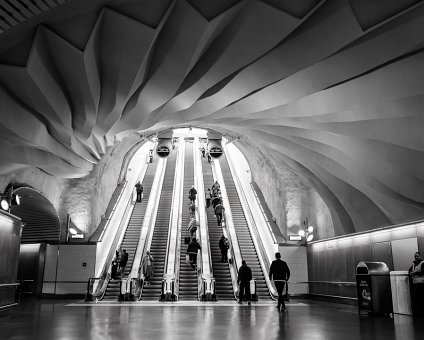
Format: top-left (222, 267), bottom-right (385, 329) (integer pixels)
top-left (1, 0), bottom-right (424, 234)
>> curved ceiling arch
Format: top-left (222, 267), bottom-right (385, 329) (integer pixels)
top-left (1, 0), bottom-right (424, 236)
top-left (10, 187), bottom-right (61, 243)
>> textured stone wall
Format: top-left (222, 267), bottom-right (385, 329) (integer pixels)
top-left (0, 168), bottom-right (64, 212)
top-left (235, 137), bottom-right (334, 240)
top-left (60, 134), bottom-right (140, 236)
top-left (0, 134), bottom-right (141, 238)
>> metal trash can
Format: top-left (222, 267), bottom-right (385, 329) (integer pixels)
top-left (356, 261), bottom-right (393, 315)
top-left (390, 271), bottom-right (412, 315)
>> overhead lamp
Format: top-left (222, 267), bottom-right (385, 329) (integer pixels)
top-left (308, 226), bottom-right (314, 233)
top-left (298, 229), bottom-right (305, 237)
top-left (306, 234), bottom-right (314, 242)
top-left (69, 227), bottom-right (78, 235)
top-left (296, 217), bottom-right (315, 244)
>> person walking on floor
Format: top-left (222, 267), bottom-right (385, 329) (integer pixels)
top-left (141, 251), bottom-right (154, 286)
top-left (214, 201), bottom-right (225, 225)
top-left (269, 252), bottom-right (290, 312)
top-left (188, 185), bottom-right (197, 204)
top-left (135, 181), bottom-right (143, 202)
top-left (409, 251), bottom-right (424, 315)
top-left (219, 235), bottom-right (230, 263)
top-left (237, 260), bottom-right (252, 305)
top-left (187, 238), bottom-right (201, 270)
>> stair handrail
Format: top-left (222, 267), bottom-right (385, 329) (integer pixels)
top-left (164, 138), bottom-right (185, 301)
top-left (221, 212), bottom-right (239, 300)
top-left (193, 138), bottom-right (214, 301)
top-left (222, 143), bottom-right (277, 299)
top-left (211, 160), bottom-right (242, 300)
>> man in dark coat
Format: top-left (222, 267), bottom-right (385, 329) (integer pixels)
top-left (219, 235), bottom-right (229, 263)
top-left (187, 238), bottom-right (201, 270)
top-left (269, 252), bottom-right (290, 311)
top-left (188, 185), bottom-right (197, 204)
top-left (237, 260), bottom-right (252, 304)
top-left (119, 249), bottom-right (129, 278)
top-left (135, 181), bottom-right (143, 202)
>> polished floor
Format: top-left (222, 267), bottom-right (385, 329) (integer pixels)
top-left (1, 298), bottom-right (423, 340)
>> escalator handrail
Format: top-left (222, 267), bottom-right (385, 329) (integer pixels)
top-left (221, 211), bottom-right (239, 300)
top-left (222, 146), bottom-right (277, 299)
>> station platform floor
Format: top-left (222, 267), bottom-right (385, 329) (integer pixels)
top-left (1, 298), bottom-right (423, 340)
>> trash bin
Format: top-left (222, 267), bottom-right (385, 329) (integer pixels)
top-left (356, 261), bottom-right (392, 315)
top-left (390, 271), bottom-right (412, 315)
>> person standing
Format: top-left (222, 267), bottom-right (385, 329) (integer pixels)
top-left (135, 181), bottom-right (143, 202)
top-left (269, 252), bottom-right (290, 312)
top-left (409, 251), bottom-right (424, 315)
top-left (214, 201), bottom-right (225, 225)
top-left (187, 238), bottom-right (201, 270)
top-left (201, 147), bottom-right (205, 157)
top-left (141, 251), bottom-right (154, 286)
top-left (207, 153), bottom-right (211, 163)
top-left (119, 249), bottom-right (129, 278)
top-left (187, 217), bottom-right (198, 238)
top-left (219, 235), bottom-right (230, 263)
top-left (205, 189), bottom-right (211, 208)
top-left (237, 260), bottom-right (252, 305)
top-left (188, 185), bottom-right (197, 204)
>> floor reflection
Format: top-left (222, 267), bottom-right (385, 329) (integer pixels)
top-left (0, 299), bottom-right (423, 340)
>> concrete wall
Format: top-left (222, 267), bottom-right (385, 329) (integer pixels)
top-left (235, 137), bottom-right (334, 240)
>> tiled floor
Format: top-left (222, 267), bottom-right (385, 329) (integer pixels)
top-left (0, 298), bottom-right (423, 340)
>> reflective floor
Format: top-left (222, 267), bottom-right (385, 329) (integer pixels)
top-left (1, 298), bottom-right (423, 340)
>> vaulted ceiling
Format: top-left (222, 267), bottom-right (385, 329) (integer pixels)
top-left (1, 0), bottom-right (424, 235)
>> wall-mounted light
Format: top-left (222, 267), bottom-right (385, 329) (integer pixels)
top-left (0, 190), bottom-right (20, 212)
top-left (297, 218), bottom-right (314, 243)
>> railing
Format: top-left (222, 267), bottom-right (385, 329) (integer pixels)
top-left (223, 143), bottom-right (277, 300)
top-left (98, 181), bottom-right (128, 242)
top-left (219, 212), bottom-right (239, 300)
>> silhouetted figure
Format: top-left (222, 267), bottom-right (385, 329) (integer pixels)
top-left (238, 260), bottom-right (252, 304)
top-left (269, 252), bottom-right (290, 312)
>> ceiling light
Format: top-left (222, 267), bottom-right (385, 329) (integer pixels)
top-left (298, 229), bottom-right (305, 237)
top-left (69, 227), bottom-right (78, 235)
top-left (1, 198), bottom-right (9, 211)
top-left (307, 234), bottom-right (314, 242)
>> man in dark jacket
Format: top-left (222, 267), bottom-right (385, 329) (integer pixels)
top-left (237, 260), bottom-right (252, 304)
top-left (119, 249), bottom-right (129, 278)
top-left (187, 238), bottom-right (201, 270)
top-left (135, 181), bottom-right (143, 202)
top-left (269, 252), bottom-right (290, 311)
top-left (219, 235), bottom-right (230, 263)
top-left (188, 185), bottom-right (197, 204)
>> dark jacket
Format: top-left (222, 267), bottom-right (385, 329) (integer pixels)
top-left (135, 183), bottom-right (143, 193)
top-left (238, 264), bottom-right (252, 283)
top-left (119, 252), bottom-right (129, 267)
top-left (189, 188), bottom-right (197, 199)
top-left (187, 240), bottom-right (201, 254)
top-left (269, 259), bottom-right (290, 281)
top-left (219, 237), bottom-right (229, 250)
top-left (214, 203), bottom-right (224, 214)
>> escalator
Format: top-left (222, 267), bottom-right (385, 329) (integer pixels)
top-left (202, 155), bottom-right (234, 300)
top-left (103, 157), bottom-right (159, 300)
top-left (178, 141), bottom-right (198, 300)
top-left (219, 153), bottom-right (270, 299)
top-left (140, 151), bottom-right (177, 300)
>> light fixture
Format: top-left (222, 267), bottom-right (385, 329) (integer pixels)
top-left (69, 227), bottom-right (78, 235)
top-left (296, 218), bottom-right (315, 243)
top-left (0, 190), bottom-right (21, 212)
top-left (1, 197), bottom-right (9, 211)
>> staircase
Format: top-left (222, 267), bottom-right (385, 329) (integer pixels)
top-left (103, 157), bottom-right (159, 300)
top-left (202, 155), bottom-right (234, 300)
top-left (219, 153), bottom-right (270, 300)
top-left (178, 141), bottom-right (198, 300)
top-left (140, 151), bottom-right (177, 300)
